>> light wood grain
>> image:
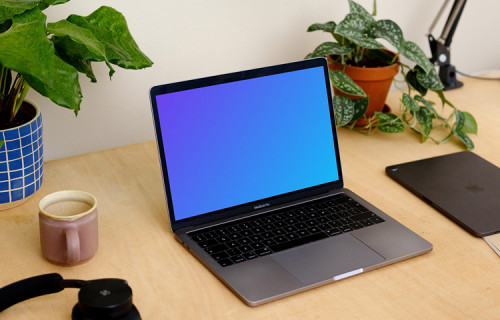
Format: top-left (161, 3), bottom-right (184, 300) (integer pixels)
top-left (1, 75), bottom-right (499, 319)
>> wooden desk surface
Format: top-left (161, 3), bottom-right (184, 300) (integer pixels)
top-left (1, 75), bottom-right (499, 319)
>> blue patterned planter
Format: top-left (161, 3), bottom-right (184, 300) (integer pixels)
top-left (0, 102), bottom-right (43, 210)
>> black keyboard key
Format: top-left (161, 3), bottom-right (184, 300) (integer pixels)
top-left (255, 247), bottom-right (272, 256)
top-left (191, 234), bottom-right (205, 242)
top-left (250, 235), bottom-right (263, 242)
top-left (329, 220), bottom-right (343, 228)
top-left (339, 218), bottom-right (353, 225)
top-left (307, 226), bottom-right (321, 234)
top-left (353, 203), bottom-right (370, 212)
top-left (351, 211), bottom-right (377, 222)
top-left (286, 233), bottom-right (299, 240)
top-left (297, 230), bottom-right (310, 237)
top-left (229, 233), bottom-right (241, 240)
top-left (240, 229), bottom-right (253, 237)
top-left (228, 226), bottom-right (241, 233)
top-left (218, 259), bottom-right (233, 267)
top-left (238, 238), bottom-right (250, 245)
top-left (243, 252), bottom-right (258, 260)
top-left (226, 248), bottom-right (241, 256)
top-left (360, 219), bottom-right (375, 227)
top-left (215, 229), bottom-right (229, 236)
top-left (217, 236), bottom-right (230, 243)
top-left (341, 226), bottom-right (353, 233)
top-left (231, 255), bottom-right (246, 264)
top-left (211, 251), bottom-right (229, 261)
top-left (227, 241), bottom-right (239, 248)
top-left (262, 231), bottom-right (275, 239)
top-left (325, 228), bottom-right (342, 236)
top-left (371, 216), bottom-right (385, 224)
top-left (252, 227), bottom-right (264, 234)
top-left (306, 220), bottom-right (318, 226)
top-left (350, 222), bottom-right (364, 230)
top-left (263, 224), bottom-right (275, 230)
top-left (251, 242), bottom-right (264, 250)
top-left (274, 235), bottom-right (288, 243)
top-left (262, 217), bottom-right (274, 224)
top-left (201, 231), bottom-right (217, 239)
top-left (198, 239), bottom-right (218, 248)
top-left (205, 244), bottom-right (227, 254)
top-left (238, 222), bottom-right (252, 229)
top-left (337, 210), bottom-right (350, 218)
top-left (273, 228), bottom-right (285, 235)
top-left (239, 245), bottom-right (253, 253)
top-left (262, 239), bottom-right (277, 246)
top-left (269, 232), bottom-right (328, 253)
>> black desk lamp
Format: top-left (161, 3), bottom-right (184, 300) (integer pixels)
top-left (428, 0), bottom-right (467, 90)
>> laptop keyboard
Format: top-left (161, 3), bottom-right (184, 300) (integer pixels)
top-left (188, 193), bottom-right (385, 267)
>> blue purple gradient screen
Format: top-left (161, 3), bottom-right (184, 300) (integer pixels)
top-left (156, 66), bottom-right (339, 221)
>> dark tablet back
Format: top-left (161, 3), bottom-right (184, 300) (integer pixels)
top-left (386, 151), bottom-right (500, 237)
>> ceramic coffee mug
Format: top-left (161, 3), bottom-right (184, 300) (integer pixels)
top-left (39, 190), bottom-right (98, 266)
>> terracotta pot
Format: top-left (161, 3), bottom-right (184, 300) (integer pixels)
top-left (0, 101), bottom-right (43, 210)
top-left (327, 53), bottom-right (399, 125)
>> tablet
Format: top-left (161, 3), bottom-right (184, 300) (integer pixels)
top-left (386, 151), bottom-right (500, 237)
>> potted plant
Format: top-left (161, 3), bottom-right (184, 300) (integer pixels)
top-left (0, 0), bottom-right (153, 209)
top-left (306, 0), bottom-right (477, 149)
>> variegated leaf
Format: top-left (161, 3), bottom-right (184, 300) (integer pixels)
top-left (375, 20), bottom-right (403, 50)
top-left (351, 97), bottom-right (369, 121)
top-left (375, 112), bottom-right (405, 133)
top-left (311, 42), bottom-right (353, 57)
top-left (329, 70), bottom-right (366, 96)
top-left (348, 0), bottom-right (375, 24)
top-left (333, 95), bottom-right (355, 126)
top-left (307, 21), bottom-right (336, 33)
top-left (400, 41), bottom-right (433, 74)
top-left (453, 130), bottom-right (474, 150)
top-left (416, 106), bottom-right (433, 137)
top-left (416, 66), bottom-right (444, 91)
top-left (402, 92), bottom-right (420, 112)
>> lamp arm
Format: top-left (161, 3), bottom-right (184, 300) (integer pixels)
top-left (441, 0), bottom-right (467, 47)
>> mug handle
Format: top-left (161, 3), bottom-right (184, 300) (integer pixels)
top-left (64, 227), bottom-right (80, 265)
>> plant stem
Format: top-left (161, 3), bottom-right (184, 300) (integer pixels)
top-left (9, 75), bottom-right (29, 123)
top-left (0, 65), bottom-right (5, 96)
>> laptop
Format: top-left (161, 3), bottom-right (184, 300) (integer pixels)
top-left (149, 58), bottom-right (432, 306)
top-left (386, 151), bottom-right (500, 237)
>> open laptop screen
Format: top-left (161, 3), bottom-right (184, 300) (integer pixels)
top-left (152, 59), bottom-right (340, 223)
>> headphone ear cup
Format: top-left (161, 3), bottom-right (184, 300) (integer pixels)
top-left (72, 304), bottom-right (141, 320)
top-left (71, 279), bottom-right (140, 320)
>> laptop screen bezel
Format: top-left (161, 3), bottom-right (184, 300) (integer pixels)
top-left (149, 58), bottom-right (344, 232)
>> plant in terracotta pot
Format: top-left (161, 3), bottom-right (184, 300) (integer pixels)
top-left (0, 0), bottom-right (153, 208)
top-left (306, 0), bottom-right (477, 149)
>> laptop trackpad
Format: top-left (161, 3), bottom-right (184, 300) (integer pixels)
top-left (272, 234), bottom-right (385, 285)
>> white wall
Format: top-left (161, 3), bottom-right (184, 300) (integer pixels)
top-left (34, 0), bottom-right (499, 160)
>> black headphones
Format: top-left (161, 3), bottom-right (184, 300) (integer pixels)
top-left (0, 273), bottom-right (141, 319)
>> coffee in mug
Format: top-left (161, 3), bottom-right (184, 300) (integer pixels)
top-left (39, 190), bottom-right (98, 266)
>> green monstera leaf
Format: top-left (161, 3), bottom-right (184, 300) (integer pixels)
top-left (0, 3), bottom-right (153, 117)
top-left (0, 7), bottom-right (82, 111)
top-left (76, 6), bottom-right (153, 69)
